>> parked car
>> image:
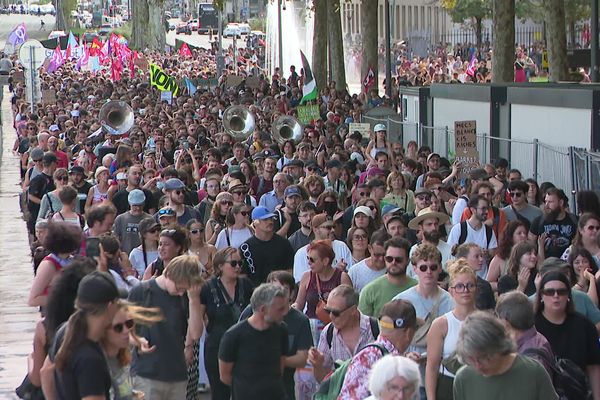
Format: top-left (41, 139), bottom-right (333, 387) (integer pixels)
top-left (98, 24), bottom-right (112, 37)
top-left (223, 23), bottom-right (241, 38)
top-left (238, 22), bottom-right (251, 35)
top-left (187, 18), bottom-right (199, 31)
top-left (176, 23), bottom-right (191, 35)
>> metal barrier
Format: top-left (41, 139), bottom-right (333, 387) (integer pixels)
top-left (360, 116), bottom-right (591, 198)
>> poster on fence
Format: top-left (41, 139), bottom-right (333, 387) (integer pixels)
top-left (349, 123), bottom-right (371, 139)
top-left (297, 104), bottom-right (321, 125)
top-left (454, 120), bottom-right (479, 178)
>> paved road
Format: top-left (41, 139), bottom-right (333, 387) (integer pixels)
top-left (0, 14), bottom-right (56, 49)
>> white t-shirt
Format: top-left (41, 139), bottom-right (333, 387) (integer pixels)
top-left (347, 258), bottom-right (387, 293)
top-left (129, 247), bottom-right (159, 277)
top-left (293, 239), bottom-right (353, 282)
top-left (447, 221), bottom-right (497, 278)
top-left (215, 226), bottom-right (253, 250)
top-left (451, 197), bottom-right (468, 226)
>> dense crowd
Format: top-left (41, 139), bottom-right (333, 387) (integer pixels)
top-left (5, 41), bottom-right (600, 400)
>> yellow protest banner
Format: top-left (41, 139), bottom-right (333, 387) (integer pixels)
top-left (149, 63), bottom-right (180, 96)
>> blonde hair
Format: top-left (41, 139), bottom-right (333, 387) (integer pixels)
top-left (447, 258), bottom-right (477, 285)
top-left (164, 254), bottom-right (205, 287)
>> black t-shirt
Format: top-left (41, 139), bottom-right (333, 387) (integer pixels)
top-left (239, 306), bottom-right (313, 400)
top-left (274, 209), bottom-right (301, 238)
top-left (218, 320), bottom-right (288, 400)
top-left (128, 279), bottom-right (189, 381)
top-left (530, 213), bottom-right (578, 258)
top-left (49, 324), bottom-right (112, 400)
top-left (200, 276), bottom-right (253, 347)
top-left (535, 312), bottom-right (600, 370)
top-left (112, 188), bottom-right (157, 215)
top-left (28, 172), bottom-right (55, 215)
top-left (498, 272), bottom-right (537, 297)
top-left (74, 181), bottom-right (93, 213)
top-left (240, 234), bottom-right (294, 286)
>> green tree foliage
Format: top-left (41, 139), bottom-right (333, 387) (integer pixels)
top-left (440, 0), bottom-right (491, 47)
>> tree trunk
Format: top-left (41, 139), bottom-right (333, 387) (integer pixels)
top-left (147, 0), bottom-right (166, 51)
top-left (131, 0), bottom-right (149, 49)
top-left (55, 0), bottom-right (66, 30)
top-left (544, 0), bottom-right (569, 80)
top-left (328, 0), bottom-right (347, 90)
top-left (474, 17), bottom-right (483, 51)
top-left (312, 0), bottom-right (328, 91)
top-left (361, 0), bottom-right (378, 93)
top-left (492, 0), bottom-right (515, 82)
top-left (569, 20), bottom-right (576, 47)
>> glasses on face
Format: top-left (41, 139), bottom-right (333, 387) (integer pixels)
top-left (509, 191), bottom-right (523, 198)
top-left (418, 263), bottom-right (439, 272)
top-left (220, 200), bottom-right (233, 206)
top-left (319, 225), bottom-right (335, 230)
top-left (541, 288), bottom-right (570, 297)
top-left (239, 211), bottom-right (249, 216)
top-left (226, 259), bottom-right (243, 268)
top-left (416, 195), bottom-right (431, 201)
top-left (451, 282), bottom-right (477, 293)
top-left (232, 190), bottom-right (246, 196)
top-left (353, 234), bottom-right (367, 241)
top-left (190, 228), bottom-right (204, 234)
top-left (385, 256), bottom-right (404, 264)
top-left (57, 176), bottom-right (68, 182)
top-left (113, 319), bottom-right (135, 333)
top-left (307, 256), bottom-right (318, 263)
top-left (359, 191), bottom-right (370, 197)
top-left (323, 305), bottom-right (354, 318)
top-left (587, 225), bottom-right (600, 231)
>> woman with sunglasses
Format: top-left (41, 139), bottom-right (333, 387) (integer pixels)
top-left (294, 240), bottom-right (352, 322)
top-left (187, 219), bottom-right (216, 277)
top-left (497, 241), bottom-right (539, 296)
top-left (215, 204), bottom-right (253, 250)
top-left (561, 213), bottom-right (600, 267)
top-left (37, 168), bottom-right (72, 223)
top-left (535, 271), bottom-right (600, 399)
top-left (426, 260), bottom-right (477, 400)
top-left (101, 301), bottom-right (162, 400)
top-left (142, 226), bottom-right (189, 280)
top-left (486, 220), bottom-right (529, 291)
top-left (205, 192), bottom-right (233, 245)
top-left (196, 247), bottom-right (254, 400)
top-left (346, 226), bottom-right (371, 265)
top-left (129, 218), bottom-right (161, 278)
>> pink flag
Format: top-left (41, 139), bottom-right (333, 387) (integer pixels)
top-left (111, 56), bottom-right (122, 81)
top-left (47, 45), bottom-right (64, 73)
top-left (466, 54), bottom-right (478, 77)
top-left (179, 42), bottom-right (192, 58)
top-left (76, 44), bottom-right (89, 70)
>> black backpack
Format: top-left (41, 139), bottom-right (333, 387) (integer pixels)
top-left (457, 221), bottom-right (494, 248)
top-left (325, 317), bottom-right (380, 347)
top-left (523, 348), bottom-right (591, 400)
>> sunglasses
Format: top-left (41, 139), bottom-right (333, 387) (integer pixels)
top-left (112, 319), bottom-right (134, 333)
top-left (323, 305), bottom-right (354, 318)
top-left (307, 256), bottom-right (318, 263)
top-left (232, 190), bottom-right (246, 195)
top-left (509, 191), bottom-right (523, 198)
top-left (359, 192), bottom-right (370, 196)
top-left (353, 234), bottom-right (367, 241)
top-left (220, 200), bottom-right (233, 206)
top-left (174, 190), bottom-right (184, 195)
top-left (587, 225), bottom-right (600, 231)
top-left (385, 256), bottom-right (404, 264)
top-left (416, 195), bottom-right (431, 201)
top-left (319, 225), bottom-right (335, 230)
top-left (158, 209), bottom-right (175, 216)
top-left (190, 228), bottom-right (205, 234)
top-left (541, 288), bottom-right (569, 297)
top-left (239, 211), bottom-right (249, 216)
top-left (226, 260), bottom-right (243, 268)
top-left (58, 176), bottom-right (68, 182)
top-left (418, 263), bottom-right (439, 272)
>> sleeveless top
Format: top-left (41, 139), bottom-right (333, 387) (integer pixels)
top-left (440, 310), bottom-right (462, 377)
top-left (305, 268), bottom-right (343, 319)
top-left (92, 185), bottom-right (109, 205)
top-left (370, 145), bottom-right (388, 159)
top-left (42, 253), bottom-right (72, 295)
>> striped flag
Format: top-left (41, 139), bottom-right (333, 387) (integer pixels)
top-left (466, 54), bottom-right (478, 77)
top-left (300, 50), bottom-right (317, 104)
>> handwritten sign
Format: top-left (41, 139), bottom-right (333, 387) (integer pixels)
top-left (454, 120), bottom-right (479, 177)
top-left (297, 104), bottom-right (321, 125)
top-left (349, 123), bottom-right (371, 139)
top-left (160, 91), bottom-right (173, 104)
top-left (225, 75), bottom-right (244, 88)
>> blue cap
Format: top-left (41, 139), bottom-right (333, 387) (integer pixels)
top-left (252, 206), bottom-right (276, 220)
top-left (284, 186), bottom-right (302, 198)
top-left (164, 178), bottom-right (185, 191)
top-left (382, 204), bottom-right (402, 216)
top-left (128, 189), bottom-right (146, 205)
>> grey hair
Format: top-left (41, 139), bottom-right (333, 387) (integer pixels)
top-left (368, 355), bottom-right (420, 398)
top-left (495, 291), bottom-right (535, 331)
top-left (329, 284), bottom-right (358, 308)
top-left (250, 283), bottom-right (288, 312)
top-left (35, 220), bottom-right (49, 230)
top-left (456, 311), bottom-right (515, 364)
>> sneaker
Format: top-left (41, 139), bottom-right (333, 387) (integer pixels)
top-left (197, 384), bottom-right (210, 393)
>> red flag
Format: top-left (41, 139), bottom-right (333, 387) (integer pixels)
top-left (179, 42), bottom-right (192, 58)
top-left (363, 67), bottom-right (375, 91)
top-left (111, 56), bottom-right (122, 81)
top-left (90, 38), bottom-right (102, 56)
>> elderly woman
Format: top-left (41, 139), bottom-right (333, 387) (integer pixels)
top-left (453, 311), bottom-right (558, 400)
top-left (366, 354), bottom-right (421, 400)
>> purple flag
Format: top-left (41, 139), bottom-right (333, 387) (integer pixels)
top-left (7, 23), bottom-right (27, 47)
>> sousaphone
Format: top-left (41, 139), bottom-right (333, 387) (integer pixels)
top-left (271, 115), bottom-right (303, 144)
top-left (222, 105), bottom-right (255, 141)
top-left (99, 100), bottom-right (134, 135)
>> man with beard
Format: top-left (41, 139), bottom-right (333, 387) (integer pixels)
top-left (250, 153), bottom-right (277, 200)
top-left (288, 201), bottom-right (316, 253)
top-left (111, 165), bottom-right (156, 215)
top-left (156, 178), bottom-right (200, 226)
top-left (448, 195), bottom-right (497, 278)
top-left (69, 166), bottom-right (92, 213)
top-left (529, 187), bottom-right (577, 258)
top-left (48, 135), bottom-right (69, 169)
top-left (274, 184), bottom-right (303, 237)
top-left (406, 208), bottom-right (453, 279)
top-left (348, 231), bottom-right (391, 292)
top-left (402, 187), bottom-right (433, 245)
top-left (303, 174), bottom-right (325, 205)
top-left (358, 238), bottom-right (417, 317)
top-left (218, 283), bottom-right (289, 400)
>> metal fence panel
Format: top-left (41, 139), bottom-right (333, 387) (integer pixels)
top-left (509, 141), bottom-right (535, 180)
top-left (537, 143), bottom-right (573, 197)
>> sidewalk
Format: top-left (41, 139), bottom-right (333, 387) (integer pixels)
top-left (0, 86), bottom-right (38, 398)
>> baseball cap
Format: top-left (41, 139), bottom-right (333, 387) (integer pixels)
top-left (138, 217), bottom-right (160, 234)
top-left (77, 271), bottom-right (127, 304)
top-left (42, 152), bottom-right (58, 164)
top-left (284, 185), bottom-right (302, 198)
top-left (164, 178), bottom-right (185, 191)
top-left (350, 152), bottom-right (365, 165)
top-left (69, 165), bottom-right (85, 175)
top-left (30, 147), bottom-right (44, 161)
top-left (374, 123), bottom-right (387, 132)
top-left (353, 206), bottom-right (374, 218)
top-left (414, 187), bottom-right (432, 196)
top-left (228, 165), bottom-right (242, 175)
top-left (378, 299), bottom-right (418, 330)
top-left (128, 189), bottom-right (146, 205)
top-left (382, 204), bottom-right (402, 216)
top-left (284, 159), bottom-right (304, 168)
top-left (49, 124), bottom-right (60, 132)
top-left (427, 153), bottom-right (441, 162)
top-left (366, 167), bottom-right (386, 178)
top-left (311, 213), bottom-right (332, 229)
top-left (116, 172), bottom-right (128, 180)
top-left (252, 206), bottom-right (276, 220)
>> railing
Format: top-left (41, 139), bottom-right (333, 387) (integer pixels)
top-left (360, 114), bottom-right (586, 207)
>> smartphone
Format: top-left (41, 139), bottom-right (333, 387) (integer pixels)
top-left (182, 141), bottom-right (189, 150)
top-left (86, 237), bottom-right (101, 259)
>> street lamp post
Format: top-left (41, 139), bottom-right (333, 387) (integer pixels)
top-left (592, 0), bottom-right (598, 82)
top-left (385, 0), bottom-right (392, 98)
top-left (278, 0), bottom-right (283, 71)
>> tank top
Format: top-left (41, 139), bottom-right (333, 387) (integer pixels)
top-left (41, 253), bottom-right (72, 295)
top-left (440, 310), bottom-right (462, 377)
top-left (92, 185), bottom-right (108, 205)
top-left (305, 268), bottom-right (343, 319)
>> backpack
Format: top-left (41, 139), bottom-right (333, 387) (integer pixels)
top-left (523, 348), bottom-right (591, 400)
top-left (325, 317), bottom-right (380, 348)
top-left (457, 221), bottom-right (493, 248)
top-left (313, 343), bottom-right (388, 400)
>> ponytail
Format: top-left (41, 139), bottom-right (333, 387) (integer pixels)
top-left (55, 310), bottom-right (88, 371)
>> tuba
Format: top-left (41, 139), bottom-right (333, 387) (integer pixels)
top-left (98, 100), bottom-right (134, 135)
top-left (222, 105), bottom-right (255, 141)
top-left (271, 115), bottom-right (303, 144)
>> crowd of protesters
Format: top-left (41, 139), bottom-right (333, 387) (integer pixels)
top-left (4, 37), bottom-right (600, 400)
